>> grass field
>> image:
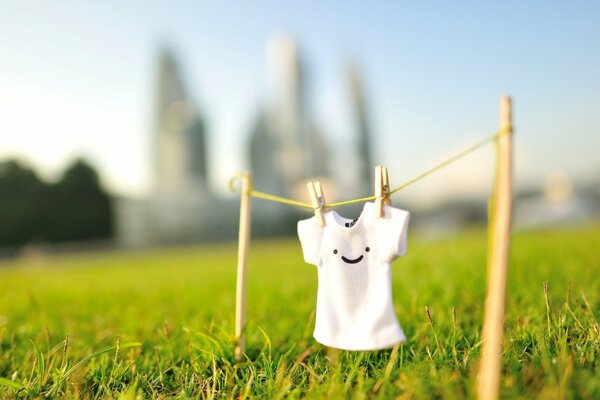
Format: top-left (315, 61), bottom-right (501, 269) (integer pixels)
top-left (0, 223), bottom-right (598, 399)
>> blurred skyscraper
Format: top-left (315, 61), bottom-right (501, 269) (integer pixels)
top-left (346, 60), bottom-right (373, 193)
top-left (115, 47), bottom-right (237, 246)
top-left (154, 49), bottom-right (208, 194)
top-left (249, 35), bottom-right (328, 199)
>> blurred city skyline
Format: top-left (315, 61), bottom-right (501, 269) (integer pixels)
top-left (1, 1), bottom-right (599, 205)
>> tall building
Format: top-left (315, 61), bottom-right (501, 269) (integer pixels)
top-left (154, 48), bottom-right (207, 194)
top-left (346, 60), bottom-right (373, 192)
top-left (249, 35), bottom-right (328, 200)
top-left (115, 48), bottom-right (237, 246)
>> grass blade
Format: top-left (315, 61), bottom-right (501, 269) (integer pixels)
top-left (29, 339), bottom-right (45, 382)
top-left (60, 342), bottom-right (142, 383)
top-left (0, 376), bottom-right (24, 390)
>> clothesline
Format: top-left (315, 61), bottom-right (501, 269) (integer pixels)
top-left (229, 126), bottom-right (512, 210)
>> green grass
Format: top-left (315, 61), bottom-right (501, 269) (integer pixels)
top-left (0, 224), bottom-right (598, 399)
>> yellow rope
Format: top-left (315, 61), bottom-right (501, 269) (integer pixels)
top-left (229, 127), bottom-right (510, 210)
top-left (388, 129), bottom-right (504, 195)
top-left (228, 172), bottom-right (252, 193)
top-left (250, 190), bottom-right (313, 209)
top-left (327, 195), bottom-right (377, 208)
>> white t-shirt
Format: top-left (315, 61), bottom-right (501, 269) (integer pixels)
top-left (297, 202), bottom-right (410, 351)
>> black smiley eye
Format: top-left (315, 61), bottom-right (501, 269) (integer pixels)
top-left (333, 249), bottom-right (338, 254)
top-left (365, 247), bottom-right (370, 252)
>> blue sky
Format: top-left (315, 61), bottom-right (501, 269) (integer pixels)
top-left (1, 1), bottom-right (599, 202)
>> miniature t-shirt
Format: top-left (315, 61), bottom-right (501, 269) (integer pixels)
top-left (297, 202), bottom-right (410, 351)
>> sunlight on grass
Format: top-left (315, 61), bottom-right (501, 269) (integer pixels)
top-left (0, 225), bottom-right (598, 398)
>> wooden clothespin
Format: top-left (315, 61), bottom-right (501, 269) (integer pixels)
top-left (375, 165), bottom-right (391, 218)
top-left (307, 180), bottom-right (327, 226)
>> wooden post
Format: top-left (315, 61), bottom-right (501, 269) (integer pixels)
top-left (234, 172), bottom-right (252, 361)
top-left (477, 96), bottom-right (513, 399)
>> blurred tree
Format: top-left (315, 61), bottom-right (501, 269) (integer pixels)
top-left (39, 159), bottom-right (113, 242)
top-left (0, 160), bottom-right (46, 247)
top-left (0, 158), bottom-right (113, 248)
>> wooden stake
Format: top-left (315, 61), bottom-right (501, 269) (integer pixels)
top-left (234, 172), bottom-right (252, 361)
top-left (477, 96), bottom-right (513, 400)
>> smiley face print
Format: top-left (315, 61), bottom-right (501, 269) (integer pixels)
top-left (333, 246), bottom-right (371, 264)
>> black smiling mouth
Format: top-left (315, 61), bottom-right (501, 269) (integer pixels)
top-left (341, 255), bottom-right (364, 264)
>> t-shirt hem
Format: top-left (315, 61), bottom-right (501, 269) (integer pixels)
top-left (313, 333), bottom-right (407, 351)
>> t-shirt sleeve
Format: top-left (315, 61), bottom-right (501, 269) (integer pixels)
top-left (379, 206), bottom-right (410, 262)
top-left (297, 216), bottom-right (324, 266)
